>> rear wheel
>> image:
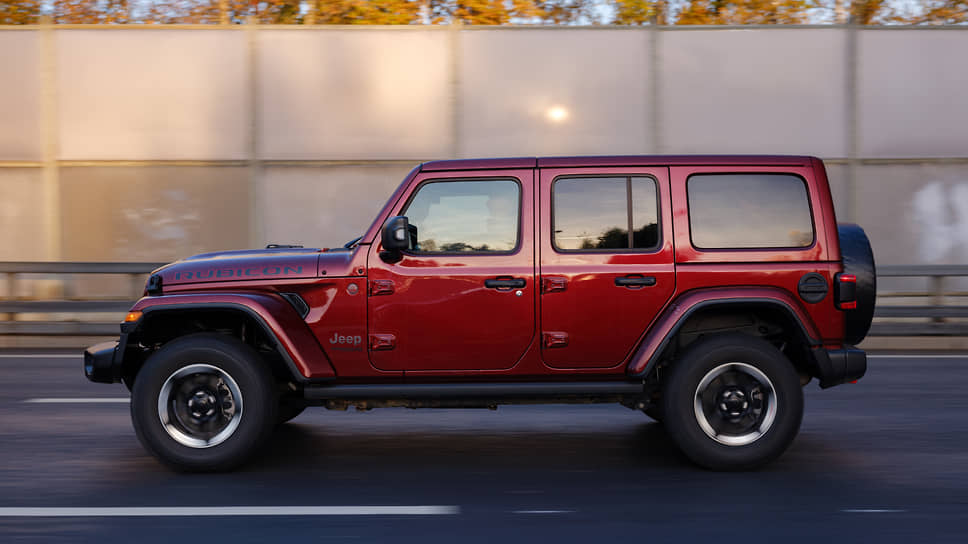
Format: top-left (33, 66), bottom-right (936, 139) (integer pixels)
top-left (130, 333), bottom-right (277, 472)
top-left (661, 334), bottom-right (803, 470)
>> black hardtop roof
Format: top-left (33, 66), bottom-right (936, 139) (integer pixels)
top-left (420, 155), bottom-right (817, 172)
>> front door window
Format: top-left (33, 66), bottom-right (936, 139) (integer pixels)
top-left (404, 179), bottom-right (520, 254)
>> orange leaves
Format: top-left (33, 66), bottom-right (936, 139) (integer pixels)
top-left (0, 0), bottom-right (40, 24)
top-left (0, 0), bottom-right (963, 26)
top-left (671, 0), bottom-right (816, 25)
top-left (310, 0), bottom-right (422, 25)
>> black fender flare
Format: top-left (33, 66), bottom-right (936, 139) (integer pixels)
top-left (626, 288), bottom-right (822, 379)
top-left (119, 294), bottom-right (336, 384)
top-left (130, 303), bottom-right (310, 383)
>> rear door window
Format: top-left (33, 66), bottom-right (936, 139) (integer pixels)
top-left (687, 174), bottom-right (814, 249)
top-left (553, 176), bottom-right (659, 251)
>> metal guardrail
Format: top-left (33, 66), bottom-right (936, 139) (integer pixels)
top-left (870, 265), bottom-right (968, 337)
top-left (0, 262), bottom-right (965, 337)
top-left (0, 262), bottom-right (164, 336)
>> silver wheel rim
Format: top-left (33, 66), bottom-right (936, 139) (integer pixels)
top-left (157, 363), bottom-right (243, 448)
top-left (693, 362), bottom-right (777, 447)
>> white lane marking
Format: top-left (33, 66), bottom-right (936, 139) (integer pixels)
top-left (512, 510), bottom-right (574, 514)
top-left (0, 354), bottom-right (80, 359)
top-left (0, 506), bottom-right (460, 517)
top-left (842, 509), bottom-right (907, 513)
top-left (23, 398), bottom-right (129, 404)
top-left (871, 355), bottom-right (968, 359)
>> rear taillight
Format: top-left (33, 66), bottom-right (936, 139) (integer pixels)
top-left (836, 273), bottom-right (857, 310)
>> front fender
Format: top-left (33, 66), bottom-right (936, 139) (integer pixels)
top-left (130, 293), bottom-right (335, 380)
top-left (626, 287), bottom-right (822, 377)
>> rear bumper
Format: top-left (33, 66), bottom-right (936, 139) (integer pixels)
top-left (813, 345), bottom-right (867, 389)
top-left (84, 340), bottom-right (122, 384)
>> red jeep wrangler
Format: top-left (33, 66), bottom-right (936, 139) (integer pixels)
top-left (85, 155), bottom-right (875, 472)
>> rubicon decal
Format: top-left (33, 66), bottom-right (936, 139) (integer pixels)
top-left (173, 266), bottom-right (303, 281)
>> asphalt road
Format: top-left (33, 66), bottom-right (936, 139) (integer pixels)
top-left (0, 352), bottom-right (966, 543)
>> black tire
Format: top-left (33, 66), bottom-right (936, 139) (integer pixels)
top-left (643, 405), bottom-right (663, 422)
top-left (838, 223), bottom-right (877, 345)
top-left (661, 334), bottom-right (803, 471)
top-left (130, 333), bottom-right (277, 472)
top-left (276, 396), bottom-right (307, 425)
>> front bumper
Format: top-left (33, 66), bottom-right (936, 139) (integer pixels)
top-left (813, 345), bottom-right (867, 389)
top-left (84, 340), bottom-right (123, 383)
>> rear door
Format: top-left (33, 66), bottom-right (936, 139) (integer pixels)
top-left (538, 167), bottom-right (675, 369)
top-left (367, 169), bottom-right (536, 372)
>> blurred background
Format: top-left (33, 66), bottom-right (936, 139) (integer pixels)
top-left (0, 5), bottom-right (967, 541)
top-left (0, 0), bottom-right (967, 347)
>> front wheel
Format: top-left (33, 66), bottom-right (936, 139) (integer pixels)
top-left (642, 404), bottom-right (663, 423)
top-left (661, 334), bottom-right (803, 471)
top-left (130, 333), bottom-right (277, 472)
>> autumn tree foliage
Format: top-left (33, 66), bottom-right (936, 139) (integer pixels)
top-left (0, 0), bottom-right (963, 25)
top-left (52, 0), bottom-right (132, 23)
top-left (154, 1), bottom-right (302, 24)
top-left (47, 1), bottom-right (303, 24)
top-left (673, 0), bottom-right (816, 24)
top-left (909, 0), bottom-right (967, 23)
top-left (614, 0), bottom-right (669, 24)
top-left (423, 0), bottom-right (594, 24)
top-left (424, 0), bottom-right (522, 24)
top-left (0, 0), bottom-right (39, 24)
top-left (845, 0), bottom-right (895, 24)
top-left (527, 1), bottom-right (596, 23)
top-left (308, 0), bottom-right (422, 24)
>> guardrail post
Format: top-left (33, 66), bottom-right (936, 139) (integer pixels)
top-left (4, 272), bottom-right (17, 322)
top-left (40, 15), bottom-right (61, 261)
top-left (845, 18), bottom-right (859, 222)
top-left (931, 275), bottom-right (945, 323)
top-left (448, 20), bottom-right (462, 159)
top-left (130, 273), bottom-right (143, 299)
top-left (247, 15), bottom-right (264, 248)
top-left (62, 274), bottom-right (75, 300)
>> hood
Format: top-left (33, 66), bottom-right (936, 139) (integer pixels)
top-left (155, 248), bottom-right (320, 286)
top-left (154, 246), bottom-right (364, 286)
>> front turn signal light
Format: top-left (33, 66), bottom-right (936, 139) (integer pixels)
top-left (124, 311), bottom-right (143, 323)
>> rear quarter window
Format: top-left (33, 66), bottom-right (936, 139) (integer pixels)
top-left (687, 173), bottom-right (814, 249)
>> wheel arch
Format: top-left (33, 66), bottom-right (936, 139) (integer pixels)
top-left (120, 294), bottom-right (335, 386)
top-left (627, 288), bottom-right (823, 380)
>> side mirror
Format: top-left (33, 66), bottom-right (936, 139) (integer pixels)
top-left (380, 216), bottom-right (413, 263)
top-left (382, 216), bottom-right (411, 251)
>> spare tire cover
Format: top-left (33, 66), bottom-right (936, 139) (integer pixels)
top-left (838, 224), bottom-right (876, 345)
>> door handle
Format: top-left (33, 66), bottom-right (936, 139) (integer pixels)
top-left (485, 277), bottom-right (526, 289)
top-left (615, 275), bottom-right (656, 288)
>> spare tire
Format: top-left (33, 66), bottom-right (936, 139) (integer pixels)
top-left (838, 224), bottom-right (876, 345)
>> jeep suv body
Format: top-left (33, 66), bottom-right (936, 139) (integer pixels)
top-left (85, 155), bottom-right (874, 471)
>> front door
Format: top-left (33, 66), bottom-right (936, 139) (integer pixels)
top-left (367, 169), bottom-right (535, 372)
top-left (539, 167), bottom-right (675, 369)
